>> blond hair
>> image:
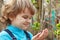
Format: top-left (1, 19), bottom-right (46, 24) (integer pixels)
top-left (0, 0), bottom-right (37, 25)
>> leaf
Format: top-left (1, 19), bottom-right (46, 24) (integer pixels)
top-left (32, 21), bottom-right (40, 31)
top-left (56, 23), bottom-right (60, 28)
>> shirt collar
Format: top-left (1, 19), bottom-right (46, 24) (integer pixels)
top-left (6, 25), bottom-right (24, 33)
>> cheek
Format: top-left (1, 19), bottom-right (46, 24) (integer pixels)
top-left (15, 16), bottom-right (26, 24)
top-left (18, 18), bottom-right (26, 23)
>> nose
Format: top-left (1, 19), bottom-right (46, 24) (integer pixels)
top-left (26, 19), bottom-right (31, 24)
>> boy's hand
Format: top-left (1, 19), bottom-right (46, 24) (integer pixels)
top-left (32, 28), bottom-right (48, 40)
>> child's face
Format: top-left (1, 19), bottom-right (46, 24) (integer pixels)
top-left (11, 8), bottom-right (33, 30)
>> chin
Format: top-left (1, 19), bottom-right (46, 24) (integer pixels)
top-left (23, 27), bottom-right (28, 30)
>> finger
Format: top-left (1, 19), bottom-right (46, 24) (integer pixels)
top-left (44, 28), bottom-right (48, 33)
top-left (38, 29), bottom-right (48, 39)
top-left (32, 32), bottom-right (41, 40)
top-left (36, 31), bottom-right (45, 40)
top-left (44, 28), bottom-right (48, 36)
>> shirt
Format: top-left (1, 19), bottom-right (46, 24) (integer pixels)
top-left (0, 25), bottom-right (33, 40)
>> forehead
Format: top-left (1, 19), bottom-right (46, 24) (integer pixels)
top-left (21, 8), bottom-right (34, 15)
top-left (18, 8), bottom-right (33, 16)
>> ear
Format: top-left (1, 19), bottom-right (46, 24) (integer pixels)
top-left (8, 13), bottom-right (15, 21)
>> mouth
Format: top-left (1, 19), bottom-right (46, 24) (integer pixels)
top-left (23, 24), bottom-right (29, 26)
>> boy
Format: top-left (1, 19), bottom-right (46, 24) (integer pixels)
top-left (0, 0), bottom-right (48, 40)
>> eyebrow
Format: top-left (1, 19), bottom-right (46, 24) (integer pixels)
top-left (23, 15), bottom-right (28, 17)
top-left (22, 15), bottom-right (32, 18)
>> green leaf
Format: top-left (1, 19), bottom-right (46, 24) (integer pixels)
top-left (56, 23), bottom-right (60, 29)
top-left (32, 21), bottom-right (40, 31)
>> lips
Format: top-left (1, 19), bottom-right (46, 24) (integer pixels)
top-left (23, 23), bottom-right (29, 26)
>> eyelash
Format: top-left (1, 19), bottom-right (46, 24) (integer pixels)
top-left (23, 16), bottom-right (28, 19)
top-left (23, 16), bottom-right (32, 19)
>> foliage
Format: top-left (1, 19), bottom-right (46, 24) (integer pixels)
top-left (56, 23), bottom-right (60, 29)
top-left (46, 0), bottom-right (50, 3)
top-left (54, 23), bottom-right (60, 35)
top-left (31, 0), bottom-right (36, 4)
top-left (54, 30), bottom-right (60, 35)
top-left (31, 0), bottom-right (38, 8)
top-left (31, 21), bottom-right (40, 31)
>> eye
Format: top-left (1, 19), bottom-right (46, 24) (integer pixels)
top-left (22, 15), bottom-right (28, 19)
top-left (29, 17), bottom-right (32, 19)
